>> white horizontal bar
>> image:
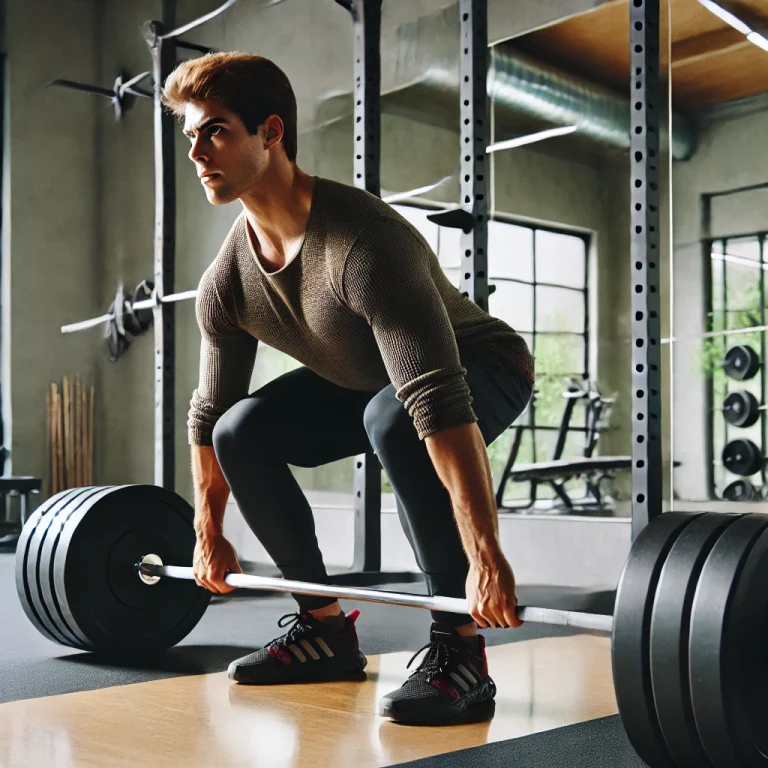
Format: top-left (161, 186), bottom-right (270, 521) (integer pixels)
top-left (60, 289), bottom-right (198, 334)
top-left (487, 125), bottom-right (578, 154)
top-left (662, 324), bottom-right (768, 345)
top-left (61, 314), bottom-right (113, 334)
top-left (148, 564), bottom-right (613, 632)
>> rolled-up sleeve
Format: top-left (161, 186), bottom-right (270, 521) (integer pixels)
top-left (340, 216), bottom-right (476, 439)
top-left (188, 269), bottom-right (258, 446)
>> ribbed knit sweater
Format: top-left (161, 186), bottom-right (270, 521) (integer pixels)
top-left (188, 176), bottom-right (534, 445)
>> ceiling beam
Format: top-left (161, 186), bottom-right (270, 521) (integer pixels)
top-left (671, 26), bottom-right (749, 68)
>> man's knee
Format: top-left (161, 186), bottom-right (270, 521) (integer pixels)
top-left (212, 397), bottom-right (268, 460)
top-left (363, 390), bottom-right (413, 452)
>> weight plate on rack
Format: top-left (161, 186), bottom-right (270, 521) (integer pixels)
top-left (722, 439), bottom-right (763, 477)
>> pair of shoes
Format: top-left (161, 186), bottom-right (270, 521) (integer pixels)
top-left (227, 609), bottom-right (368, 684)
top-left (229, 613), bottom-right (496, 726)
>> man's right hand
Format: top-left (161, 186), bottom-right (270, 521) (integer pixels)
top-left (193, 533), bottom-right (243, 594)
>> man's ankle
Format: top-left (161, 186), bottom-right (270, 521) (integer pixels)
top-left (308, 602), bottom-right (343, 621)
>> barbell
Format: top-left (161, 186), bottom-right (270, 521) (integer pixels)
top-left (14, 483), bottom-right (768, 767)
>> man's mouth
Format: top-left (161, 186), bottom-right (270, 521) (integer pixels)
top-left (200, 172), bottom-right (221, 184)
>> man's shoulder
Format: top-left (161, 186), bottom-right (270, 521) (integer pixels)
top-left (315, 177), bottom-right (428, 255)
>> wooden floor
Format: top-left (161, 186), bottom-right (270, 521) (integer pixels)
top-left (0, 635), bottom-right (616, 767)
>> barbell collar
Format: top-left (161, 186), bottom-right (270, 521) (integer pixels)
top-left (137, 559), bottom-right (614, 634)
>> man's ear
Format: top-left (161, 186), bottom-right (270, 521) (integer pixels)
top-left (263, 115), bottom-right (284, 147)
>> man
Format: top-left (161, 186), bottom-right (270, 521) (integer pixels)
top-left (162, 52), bottom-right (534, 726)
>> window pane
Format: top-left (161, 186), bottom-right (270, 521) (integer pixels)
top-left (392, 204), bottom-right (439, 253)
top-left (534, 334), bottom-right (586, 375)
top-left (535, 286), bottom-right (585, 333)
top-left (489, 282), bottom-right (533, 332)
top-left (724, 236), bottom-right (760, 263)
top-left (535, 230), bottom-right (586, 288)
top-left (532, 374), bottom-right (576, 429)
top-left (489, 221), bottom-right (534, 281)
top-left (724, 258), bottom-right (760, 331)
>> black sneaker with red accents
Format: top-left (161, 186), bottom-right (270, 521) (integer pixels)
top-left (227, 609), bottom-right (367, 684)
top-left (379, 623), bottom-right (496, 725)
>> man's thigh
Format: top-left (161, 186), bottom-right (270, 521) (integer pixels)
top-left (241, 366), bottom-right (374, 467)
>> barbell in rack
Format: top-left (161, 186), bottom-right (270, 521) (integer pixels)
top-left (15, 483), bottom-right (768, 767)
top-left (60, 288), bottom-right (199, 334)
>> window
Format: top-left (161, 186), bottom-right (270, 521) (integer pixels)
top-left (392, 205), bottom-right (591, 502)
top-left (707, 234), bottom-right (766, 498)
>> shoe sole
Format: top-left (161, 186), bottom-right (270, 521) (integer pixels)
top-left (379, 697), bottom-right (496, 726)
top-left (228, 652), bottom-right (368, 685)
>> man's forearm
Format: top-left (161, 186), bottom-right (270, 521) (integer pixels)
top-left (424, 422), bottom-right (503, 565)
top-left (191, 444), bottom-right (231, 537)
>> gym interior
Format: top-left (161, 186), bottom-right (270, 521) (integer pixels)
top-left (1, 0), bottom-right (767, 766)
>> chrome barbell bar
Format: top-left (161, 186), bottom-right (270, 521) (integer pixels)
top-left (137, 555), bottom-right (614, 634)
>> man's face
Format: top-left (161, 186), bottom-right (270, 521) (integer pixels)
top-left (183, 99), bottom-right (267, 205)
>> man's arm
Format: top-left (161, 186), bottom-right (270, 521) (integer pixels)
top-left (191, 444), bottom-right (230, 537)
top-left (424, 422), bottom-right (523, 630)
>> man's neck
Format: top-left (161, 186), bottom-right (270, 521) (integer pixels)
top-left (240, 165), bottom-right (315, 270)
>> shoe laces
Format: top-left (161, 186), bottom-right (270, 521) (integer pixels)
top-left (266, 612), bottom-right (313, 651)
top-left (406, 639), bottom-right (457, 682)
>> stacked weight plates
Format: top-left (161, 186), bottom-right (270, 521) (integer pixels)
top-left (613, 510), bottom-right (768, 768)
top-left (15, 485), bottom-right (210, 655)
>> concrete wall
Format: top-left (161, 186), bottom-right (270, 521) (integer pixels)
top-left (672, 104), bottom-right (768, 501)
top-left (1, 0), bottom-right (102, 486)
top-left (1, 0), bottom-right (635, 595)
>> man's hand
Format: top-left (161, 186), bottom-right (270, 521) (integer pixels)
top-left (465, 555), bottom-right (524, 629)
top-left (193, 533), bottom-right (243, 594)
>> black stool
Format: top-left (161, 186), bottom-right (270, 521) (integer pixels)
top-left (0, 476), bottom-right (42, 547)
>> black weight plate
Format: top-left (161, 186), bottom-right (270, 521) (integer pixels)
top-left (649, 512), bottom-right (739, 767)
top-left (52, 484), bottom-right (210, 655)
top-left (723, 479), bottom-right (758, 502)
top-left (18, 487), bottom-right (105, 648)
top-left (37, 487), bottom-right (118, 649)
top-left (722, 438), bottom-right (763, 477)
top-left (690, 513), bottom-right (768, 767)
top-left (724, 345), bottom-right (760, 381)
top-left (612, 511), bottom-right (700, 768)
top-left (14, 488), bottom-right (88, 645)
top-left (723, 391), bottom-right (760, 428)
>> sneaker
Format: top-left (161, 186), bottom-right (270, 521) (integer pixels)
top-left (227, 609), bottom-right (368, 684)
top-left (379, 623), bottom-right (496, 725)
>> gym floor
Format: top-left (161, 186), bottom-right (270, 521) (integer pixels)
top-left (0, 551), bottom-right (645, 767)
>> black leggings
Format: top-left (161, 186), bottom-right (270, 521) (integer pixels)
top-left (212, 345), bottom-right (533, 626)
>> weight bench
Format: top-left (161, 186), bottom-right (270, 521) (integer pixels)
top-left (495, 378), bottom-right (630, 514)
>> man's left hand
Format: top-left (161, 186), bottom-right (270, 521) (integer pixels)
top-left (465, 555), bottom-right (524, 629)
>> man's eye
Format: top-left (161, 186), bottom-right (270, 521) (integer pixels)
top-left (208, 126), bottom-right (222, 137)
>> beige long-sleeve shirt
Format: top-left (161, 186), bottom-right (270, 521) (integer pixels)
top-left (188, 176), bottom-right (534, 445)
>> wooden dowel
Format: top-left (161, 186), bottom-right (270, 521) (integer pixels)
top-left (89, 385), bottom-right (95, 485)
top-left (47, 386), bottom-right (53, 496)
top-left (55, 385), bottom-right (64, 494)
top-left (74, 375), bottom-right (81, 487)
top-left (63, 377), bottom-right (71, 489)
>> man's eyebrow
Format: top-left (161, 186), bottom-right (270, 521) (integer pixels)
top-left (183, 117), bottom-right (229, 136)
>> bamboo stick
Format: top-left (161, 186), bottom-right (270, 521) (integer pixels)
top-left (74, 374), bottom-right (81, 487)
top-left (47, 385), bottom-right (53, 496)
top-left (64, 376), bottom-right (71, 489)
top-left (55, 385), bottom-right (64, 494)
top-left (89, 385), bottom-right (95, 485)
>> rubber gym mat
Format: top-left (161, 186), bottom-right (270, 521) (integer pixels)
top-left (0, 552), bottom-right (612, 703)
top-left (390, 715), bottom-right (646, 767)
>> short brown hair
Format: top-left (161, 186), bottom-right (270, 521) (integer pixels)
top-left (162, 53), bottom-right (298, 162)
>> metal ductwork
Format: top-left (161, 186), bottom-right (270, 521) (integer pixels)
top-left (421, 45), bottom-right (695, 160)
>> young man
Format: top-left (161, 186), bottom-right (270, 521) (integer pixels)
top-left (163, 52), bottom-right (534, 726)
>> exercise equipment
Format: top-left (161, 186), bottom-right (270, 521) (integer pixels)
top-left (722, 438), bottom-right (763, 476)
top-left (722, 478), bottom-right (759, 501)
top-left (14, 483), bottom-right (768, 767)
top-left (724, 344), bottom-right (760, 381)
top-left (722, 390), bottom-right (761, 428)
